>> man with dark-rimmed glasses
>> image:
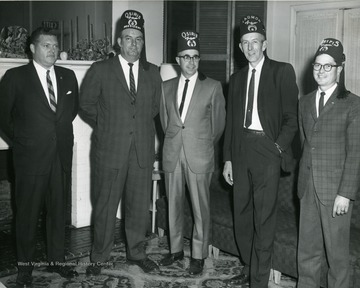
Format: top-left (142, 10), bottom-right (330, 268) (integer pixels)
top-left (297, 38), bottom-right (360, 288)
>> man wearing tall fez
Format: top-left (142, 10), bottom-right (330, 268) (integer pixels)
top-left (0, 27), bottom-right (79, 287)
top-left (222, 15), bottom-right (298, 287)
top-left (159, 30), bottom-right (226, 275)
top-left (80, 10), bottom-right (162, 275)
top-left (297, 38), bottom-right (360, 288)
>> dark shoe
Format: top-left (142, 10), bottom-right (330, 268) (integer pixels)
top-left (47, 265), bottom-right (79, 278)
top-left (86, 263), bottom-right (102, 276)
top-left (159, 251), bottom-right (184, 266)
top-left (229, 273), bottom-right (249, 285)
top-left (127, 257), bottom-right (159, 273)
top-left (188, 258), bottom-right (204, 276)
top-left (16, 271), bottom-right (33, 287)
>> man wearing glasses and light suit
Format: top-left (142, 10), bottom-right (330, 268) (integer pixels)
top-left (159, 30), bottom-right (226, 276)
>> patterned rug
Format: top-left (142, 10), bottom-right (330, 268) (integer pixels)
top-left (0, 236), bottom-right (296, 287)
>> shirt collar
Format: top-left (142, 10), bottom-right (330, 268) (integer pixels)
top-left (248, 56), bottom-right (265, 72)
top-left (318, 83), bottom-right (338, 97)
top-left (119, 54), bottom-right (139, 69)
top-left (33, 60), bottom-right (54, 74)
top-left (180, 72), bottom-right (198, 82)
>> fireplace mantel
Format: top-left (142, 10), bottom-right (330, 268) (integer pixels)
top-left (0, 58), bottom-right (94, 228)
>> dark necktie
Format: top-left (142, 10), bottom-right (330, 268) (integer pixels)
top-left (179, 79), bottom-right (189, 116)
top-left (46, 70), bottom-right (57, 113)
top-left (128, 63), bottom-right (136, 100)
top-left (318, 91), bottom-right (325, 116)
top-left (245, 68), bottom-right (256, 128)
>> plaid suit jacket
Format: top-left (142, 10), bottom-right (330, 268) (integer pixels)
top-left (80, 57), bottom-right (162, 169)
top-left (298, 87), bottom-right (360, 205)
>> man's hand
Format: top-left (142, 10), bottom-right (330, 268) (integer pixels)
top-left (332, 195), bottom-right (350, 218)
top-left (223, 161), bottom-right (233, 186)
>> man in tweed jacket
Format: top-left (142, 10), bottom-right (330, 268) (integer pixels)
top-left (297, 38), bottom-right (360, 288)
top-left (80, 10), bottom-right (161, 274)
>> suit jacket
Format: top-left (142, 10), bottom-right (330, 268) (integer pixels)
top-left (160, 72), bottom-right (226, 174)
top-left (298, 87), bottom-right (360, 205)
top-left (80, 57), bottom-right (162, 169)
top-left (223, 57), bottom-right (298, 172)
top-left (0, 62), bottom-right (79, 174)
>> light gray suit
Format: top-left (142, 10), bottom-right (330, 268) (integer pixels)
top-left (160, 72), bottom-right (225, 259)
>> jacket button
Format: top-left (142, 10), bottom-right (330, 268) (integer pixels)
top-left (133, 115), bottom-right (135, 119)
top-left (182, 126), bottom-right (185, 129)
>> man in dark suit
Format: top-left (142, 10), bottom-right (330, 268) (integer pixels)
top-left (0, 27), bottom-right (79, 287)
top-left (297, 38), bottom-right (360, 288)
top-left (222, 15), bottom-right (298, 287)
top-left (159, 31), bottom-right (226, 275)
top-left (80, 10), bottom-right (162, 275)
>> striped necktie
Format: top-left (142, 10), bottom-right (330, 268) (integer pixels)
top-left (128, 63), bottom-right (136, 101)
top-left (46, 70), bottom-right (57, 113)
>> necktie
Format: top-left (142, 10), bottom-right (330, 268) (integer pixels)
top-left (128, 63), bottom-right (136, 100)
top-left (245, 69), bottom-right (256, 128)
top-left (179, 79), bottom-right (189, 116)
top-left (46, 70), bottom-right (57, 113)
top-left (318, 91), bottom-right (325, 116)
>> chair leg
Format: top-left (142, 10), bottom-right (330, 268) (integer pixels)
top-left (208, 245), bottom-right (213, 258)
top-left (270, 269), bottom-right (282, 284)
top-left (273, 269), bottom-right (281, 284)
top-left (151, 180), bottom-right (158, 233)
top-left (212, 246), bottom-right (220, 259)
top-left (157, 227), bottom-right (164, 237)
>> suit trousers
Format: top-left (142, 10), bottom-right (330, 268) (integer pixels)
top-left (91, 140), bottom-right (152, 262)
top-left (297, 172), bottom-right (352, 288)
top-left (233, 132), bottom-right (281, 288)
top-left (15, 153), bottom-right (67, 272)
top-left (164, 147), bottom-right (212, 259)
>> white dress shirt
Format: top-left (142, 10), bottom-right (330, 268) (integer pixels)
top-left (316, 83), bottom-right (337, 117)
top-left (119, 55), bottom-right (139, 91)
top-left (244, 56), bottom-right (265, 131)
top-left (33, 60), bottom-right (58, 104)
top-left (177, 72), bottom-right (198, 122)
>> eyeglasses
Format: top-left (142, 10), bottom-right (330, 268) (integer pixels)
top-left (313, 63), bottom-right (339, 72)
top-left (178, 55), bottom-right (200, 62)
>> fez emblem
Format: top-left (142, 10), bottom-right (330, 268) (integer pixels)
top-left (182, 31), bottom-right (198, 48)
top-left (128, 19), bottom-right (138, 27)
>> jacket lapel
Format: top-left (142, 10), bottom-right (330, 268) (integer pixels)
top-left (54, 66), bottom-right (64, 117)
top-left (309, 91), bottom-right (317, 121)
top-left (239, 67), bottom-right (249, 123)
top-left (172, 78), bottom-right (181, 119)
top-left (29, 62), bottom-right (52, 111)
top-left (320, 87), bottom-right (339, 116)
top-left (111, 57), bottom-right (134, 101)
top-left (258, 58), bottom-right (269, 106)
top-left (184, 77), bottom-right (201, 123)
top-left (137, 62), bottom-right (148, 103)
